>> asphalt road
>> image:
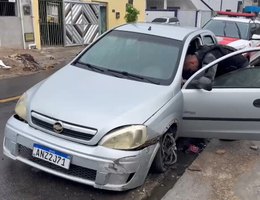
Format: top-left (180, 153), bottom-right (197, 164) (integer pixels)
top-left (0, 101), bottom-right (197, 200)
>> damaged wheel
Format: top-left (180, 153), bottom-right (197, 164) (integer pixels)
top-left (151, 127), bottom-right (177, 173)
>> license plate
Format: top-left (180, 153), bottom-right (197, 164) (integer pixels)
top-left (32, 144), bottom-right (71, 169)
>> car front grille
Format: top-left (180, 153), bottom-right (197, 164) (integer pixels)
top-left (31, 112), bottom-right (96, 142)
top-left (18, 145), bottom-right (97, 181)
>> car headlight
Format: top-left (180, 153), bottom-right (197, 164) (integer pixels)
top-left (99, 125), bottom-right (147, 150)
top-left (15, 93), bottom-right (28, 121)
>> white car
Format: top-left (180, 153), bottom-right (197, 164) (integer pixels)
top-left (203, 11), bottom-right (260, 59)
top-left (152, 17), bottom-right (180, 25)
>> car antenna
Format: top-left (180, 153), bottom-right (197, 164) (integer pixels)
top-left (148, 26), bottom-right (152, 31)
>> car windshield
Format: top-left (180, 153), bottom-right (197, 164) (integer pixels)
top-left (76, 30), bottom-right (182, 85)
top-left (152, 18), bottom-right (167, 23)
top-left (203, 19), bottom-right (249, 39)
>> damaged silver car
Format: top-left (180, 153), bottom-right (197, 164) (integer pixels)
top-left (3, 23), bottom-right (260, 191)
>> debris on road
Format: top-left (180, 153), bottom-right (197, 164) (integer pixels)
top-left (177, 138), bottom-right (207, 154)
top-left (215, 149), bottom-right (226, 155)
top-left (0, 60), bottom-right (11, 69)
top-left (0, 46), bottom-right (85, 80)
top-left (10, 54), bottom-right (41, 71)
top-left (188, 163), bottom-right (202, 172)
top-left (250, 145), bottom-right (259, 150)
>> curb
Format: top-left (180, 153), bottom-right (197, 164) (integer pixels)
top-left (0, 95), bottom-right (20, 103)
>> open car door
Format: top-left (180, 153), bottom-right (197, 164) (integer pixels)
top-left (180, 47), bottom-right (260, 140)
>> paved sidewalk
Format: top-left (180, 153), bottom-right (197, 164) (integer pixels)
top-left (162, 139), bottom-right (260, 200)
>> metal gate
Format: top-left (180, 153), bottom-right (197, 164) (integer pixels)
top-left (64, 1), bottom-right (99, 46)
top-left (39, 0), bottom-right (64, 46)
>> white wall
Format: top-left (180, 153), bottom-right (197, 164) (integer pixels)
top-left (202, 0), bottom-right (241, 12)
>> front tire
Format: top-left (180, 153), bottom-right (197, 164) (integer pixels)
top-left (151, 127), bottom-right (177, 173)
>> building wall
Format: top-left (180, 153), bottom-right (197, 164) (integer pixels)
top-left (0, 0), bottom-right (36, 49)
top-left (201, 0), bottom-right (242, 12)
top-left (91, 0), bottom-right (146, 29)
top-left (147, 0), bottom-right (197, 10)
top-left (147, 0), bottom-right (245, 12)
top-left (21, 0), bottom-right (35, 48)
top-left (167, 0), bottom-right (196, 10)
top-left (0, 17), bottom-right (23, 48)
top-left (244, 0), bottom-right (255, 7)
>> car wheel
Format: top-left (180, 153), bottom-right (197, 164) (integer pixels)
top-left (151, 127), bottom-right (177, 173)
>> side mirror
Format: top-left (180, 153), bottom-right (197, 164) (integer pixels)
top-left (251, 34), bottom-right (260, 40)
top-left (190, 76), bottom-right (213, 91)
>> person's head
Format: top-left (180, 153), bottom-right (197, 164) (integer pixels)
top-left (183, 54), bottom-right (199, 72)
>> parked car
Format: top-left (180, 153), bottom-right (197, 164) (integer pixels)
top-left (3, 23), bottom-right (260, 191)
top-left (151, 17), bottom-right (180, 25)
top-left (203, 11), bottom-right (260, 60)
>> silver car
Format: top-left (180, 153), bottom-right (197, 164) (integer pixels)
top-left (3, 23), bottom-right (260, 191)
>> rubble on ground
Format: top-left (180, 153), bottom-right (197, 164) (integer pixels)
top-left (7, 53), bottom-right (41, 71)
top-left (215, 149), bottom-right (226, 155)
top-left (250, 145), bottom-right (258, 150)
top-left (0, 46), bottom-right (84, 79)
top-left (0, 60), bottom-right (11, 69)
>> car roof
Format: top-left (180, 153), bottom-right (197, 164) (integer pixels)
top-left (115, 23), bottom-right (200, 41)
top-left (212, 16), bottom-right (260, 23)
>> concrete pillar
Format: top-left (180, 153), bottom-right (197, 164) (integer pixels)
top-left (163, 0), bottom-right (167, 9)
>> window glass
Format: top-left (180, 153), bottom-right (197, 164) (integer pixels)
top-left (213, 68), bottom-right (260, 88)
top-left (256, 23), bottom-right (260, 34)
top-left (77, 30), bottom-right (182, 85)
top-left (169, 17), bottom-right (178, 23)
top-left (203, 19), bottom-right (250, 39)
top-left (252, 23), bottom-right (260, 35)
top-left (128, 0), bottom-right (133, 4)
top-left (0, 1), bottom-right (16, 16)
top-left (152, 18), bottom-right (167, 23)
top-left (203, 36), bottom-right (215, 45)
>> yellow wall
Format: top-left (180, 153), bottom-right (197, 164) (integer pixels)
top-left (31, 0), bottom-right (41, 49)
top-left (90, 0), bottom-right (146, 29)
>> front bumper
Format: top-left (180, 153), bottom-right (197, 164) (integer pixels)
top-left (3, 116), bottom-right (159, 191)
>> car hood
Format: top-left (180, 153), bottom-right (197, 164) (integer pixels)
top-left (30, 65), bottom-right (173, 140)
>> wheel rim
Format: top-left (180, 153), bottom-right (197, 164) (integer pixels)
top-left (161, 132), bottom-right (177, 167)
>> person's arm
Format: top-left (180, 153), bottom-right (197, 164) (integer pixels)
top-left (202, 53), bottom-right (218, 81)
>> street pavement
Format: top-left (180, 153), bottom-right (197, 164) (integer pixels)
top-left (1, 69), bottom-right (260, 200)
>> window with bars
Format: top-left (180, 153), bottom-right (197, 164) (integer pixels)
top-left (0, 0), bottom-right (16, 16)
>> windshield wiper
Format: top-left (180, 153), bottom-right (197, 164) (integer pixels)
top-left (107, 69), bottom-right (160, 85)
top-left (74, 61), bottom-right (105, 73)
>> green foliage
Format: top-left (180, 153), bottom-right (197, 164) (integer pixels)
top-left (125, 4), bottom-right (140, 23)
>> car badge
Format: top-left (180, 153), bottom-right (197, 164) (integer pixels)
top-left (53, 121), bottom-right (63, 134)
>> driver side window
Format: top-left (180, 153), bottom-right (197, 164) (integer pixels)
top-left (213, 67), bottom-right (260, 88)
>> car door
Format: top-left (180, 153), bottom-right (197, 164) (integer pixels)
top-left (180, 47), bottom-right (260, 140)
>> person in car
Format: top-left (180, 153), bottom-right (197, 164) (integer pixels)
top-left (183, 44), bottom-right (249, 81)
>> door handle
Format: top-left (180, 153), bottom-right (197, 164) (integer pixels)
top-left (253, 99), bottom-right (260, 107)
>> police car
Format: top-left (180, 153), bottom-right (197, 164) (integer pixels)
top-left (203, 11), bottom-right (260, 60)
